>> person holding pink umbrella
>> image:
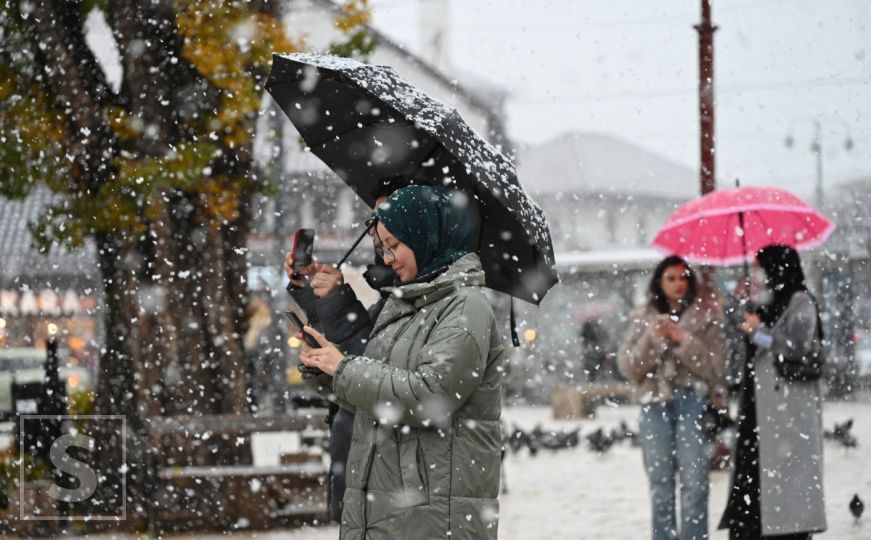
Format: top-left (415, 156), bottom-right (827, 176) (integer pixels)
top-left (719, 244), bottom-right (827, 539)
top-left (618, 255), bottom-right (727, 540)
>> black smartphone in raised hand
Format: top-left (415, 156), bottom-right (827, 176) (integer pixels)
top-left (291, 228), bottom-right (315, 278)
top-left (285, 310), bottom-right (320, 349)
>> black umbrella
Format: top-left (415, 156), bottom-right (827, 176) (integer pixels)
top-left (265, 53), bottom-right (558, 305)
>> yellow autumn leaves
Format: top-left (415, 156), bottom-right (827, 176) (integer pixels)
top-left (175, 0), bottom-right (302, 148)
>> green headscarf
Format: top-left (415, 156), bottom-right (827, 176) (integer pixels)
top-left (374, 185), bottom-right (476, 279)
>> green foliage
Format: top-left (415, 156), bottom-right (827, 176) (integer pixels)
top-left (330, 29), bottom-right (378, 61)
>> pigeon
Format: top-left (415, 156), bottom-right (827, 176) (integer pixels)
top-left (850, 494), bottom-right (864, 522)
top-left (586, 428), bottom-right (615, 454)
top-left (824, 419), bottom-right (858, 449)
top-left (508, 426), bottom-right (529, 454)
top-left (561, 428), bottom-right (581, 449)
top-left (610, 421), bottom-right (640, 447)
top-left (527, 425), bottom-right (543, 457)
top-left (538, 429), bottom-right (563, 451)
top-left (538, 428), bottom-right (581, 451)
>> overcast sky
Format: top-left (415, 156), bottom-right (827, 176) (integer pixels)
top-left (369, 0), bottom-right (870, 199)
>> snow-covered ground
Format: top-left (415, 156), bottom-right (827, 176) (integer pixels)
top-left (190, 400), bottom-right (870, 540)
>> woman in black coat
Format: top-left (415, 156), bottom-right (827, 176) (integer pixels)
top-left (719, 245), bottom-right (827, 539)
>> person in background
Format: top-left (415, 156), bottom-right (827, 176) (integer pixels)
top-left (580, 319), bottom-right (610, 382)
top-left (618, 255), bottom-right (726, 540)
top-left (719, 244), bottom-right (826, 539)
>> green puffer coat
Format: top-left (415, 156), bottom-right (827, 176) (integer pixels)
top-left (324, 253), bottom-right (504, 539)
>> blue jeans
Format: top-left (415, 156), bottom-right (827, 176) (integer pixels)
top-left (639, 386), bottom-right (710, 540)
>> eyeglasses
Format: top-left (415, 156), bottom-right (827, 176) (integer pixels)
top-left (372, 227), bottom-right (395, 261)
top-left (374, 244), bottom-right (395, 261)
top-left (374, 241), bottom-right (395, 261)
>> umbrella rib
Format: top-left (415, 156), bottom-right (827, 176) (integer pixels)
top-left (662, 202), bottom-right (823, 231)
top-left (304, 118), bottom-right (414, 151)
top-left (415, 140), bottom-right (447, 174)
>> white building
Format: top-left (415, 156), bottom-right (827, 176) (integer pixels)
top-left (517, 131), bottom-right (698, 253)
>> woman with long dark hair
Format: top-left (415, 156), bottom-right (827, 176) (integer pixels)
top-left (618, 255), bottom-right (726, 540)
top-left (719, 244), bottom-right (827, 539)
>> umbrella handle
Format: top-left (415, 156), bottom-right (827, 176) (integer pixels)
top-left (337, 216), bottom-right (378, 268)
top-left (509, 299), bottom-right (520, 347)
top-left (738, 209), bottom-right (752, 299)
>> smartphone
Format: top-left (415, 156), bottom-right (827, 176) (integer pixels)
top-left (285, 310), bottom-right (320, 348)
top-left (291, 228), bottom-right (315, 276)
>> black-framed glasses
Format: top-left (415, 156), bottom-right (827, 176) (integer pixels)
top-left (374, 243), bottom-right (395, 261)
top-left (372, 227), bottom-right (395, 261)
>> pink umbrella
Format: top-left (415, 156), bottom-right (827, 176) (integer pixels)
top-left (652, 186), bottom-right (836, 266)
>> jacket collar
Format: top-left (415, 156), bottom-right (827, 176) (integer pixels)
top-left (372, 254), bottom-right (485, 335)
top-left (385, 253), bottom-right (484, 306)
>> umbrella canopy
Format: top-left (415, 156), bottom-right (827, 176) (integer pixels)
top-left (652, 186), bottom-right (836, 265)
top-left (265, 53), bottom-right (558, 304)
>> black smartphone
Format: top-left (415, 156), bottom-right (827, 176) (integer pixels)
top-left (291, 228), bottom-right (315, 277)
top-left (285, 310), bottom-right (320, 348)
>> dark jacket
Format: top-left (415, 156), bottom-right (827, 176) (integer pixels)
top-left (289, 281), bottom-right (387, 523)
top-left (315, 283), bottom-right (386, 357)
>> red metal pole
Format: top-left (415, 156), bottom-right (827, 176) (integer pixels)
top-left (696, 0), bottom-right (717, 196)
top-left (695, 0), bottom-right (718, 294)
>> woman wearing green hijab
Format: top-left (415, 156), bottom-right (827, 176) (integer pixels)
top-left (299, 185), bottom-right (504, 539)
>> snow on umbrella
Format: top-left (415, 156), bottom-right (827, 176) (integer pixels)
top-left (265, 53), bottom-right (558, 305)
top-left (652, 186), bottom-right (836, 266)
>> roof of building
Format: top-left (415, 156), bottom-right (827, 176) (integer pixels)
top-left (517, 132), bottom-right (698, 199)
top-left (0, 188), bottom-right (98, 289)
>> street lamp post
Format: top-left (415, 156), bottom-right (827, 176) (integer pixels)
top-left (784, 116), bottom-right (854, 394)
top-left (785, 116), bottom-right (854, 212)
top-left (812, 119), bottom-right (824, 211)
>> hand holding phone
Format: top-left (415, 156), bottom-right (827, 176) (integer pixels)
top-left (291, 228), bottom-right (315, 279)
top-left (286, 310), bottom-right (323, 377)
top-left (298, 326), bottom-right (346, 377)
top-left (285, 310), bottom-right (320, 349)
